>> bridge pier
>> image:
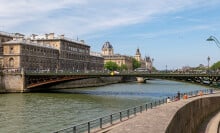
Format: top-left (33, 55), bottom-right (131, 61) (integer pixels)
top-left (136, 77), bottom-right (146, 83)
top-left (0, 72), bottom-right (26, 93)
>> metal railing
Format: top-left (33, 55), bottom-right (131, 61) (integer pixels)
top-left (54, 89), bottom-right (211, 133)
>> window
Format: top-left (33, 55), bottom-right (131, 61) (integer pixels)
top-left (9, 58), bottom-right (14, 68)
top-left (10, 46), bottom-right (14, 54)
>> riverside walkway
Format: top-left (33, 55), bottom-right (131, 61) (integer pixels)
top-left (99, 91), bottom-right (220, 133)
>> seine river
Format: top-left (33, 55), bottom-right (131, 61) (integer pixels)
top-left (0, 79), bottom-right (210, 133)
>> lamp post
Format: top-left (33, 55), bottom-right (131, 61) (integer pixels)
top-left (151, 58), bottom-right (154, 72)
top-left (166, 65), bottom-right (167, 73)
top-left (206, 35), bottom-right (220, 48)
top-left (207, 56), bottom-right (210, 71)
top-left (206, 35), bottom-right (220, 73)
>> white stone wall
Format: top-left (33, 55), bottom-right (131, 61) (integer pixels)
top-left (0, 74), bottom-right (25, 92)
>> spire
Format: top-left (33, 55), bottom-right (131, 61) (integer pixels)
top-left (136, 48), bottom-right (141, 55)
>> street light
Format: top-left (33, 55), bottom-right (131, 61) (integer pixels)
top-left (207, 56), bottom-right (210, 70)
top-left (206, 35), bottom-right (220, 48)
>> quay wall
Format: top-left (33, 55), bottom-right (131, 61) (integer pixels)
top-left (166, 96), bottom-right (220, 133)
top-left (48, 77), bottom-right (124, 89)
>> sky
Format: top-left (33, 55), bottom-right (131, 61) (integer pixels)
top-left (1, 0), bottom-right (220, 70)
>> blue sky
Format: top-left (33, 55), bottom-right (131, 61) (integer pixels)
top-left (1, 0), bottom-right (220, 70)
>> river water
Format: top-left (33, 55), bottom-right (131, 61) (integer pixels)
top-left (0, 79), bottom-right (210, 133)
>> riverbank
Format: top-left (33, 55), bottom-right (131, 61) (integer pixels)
top-left (98, 91), bottom-right (220, 133)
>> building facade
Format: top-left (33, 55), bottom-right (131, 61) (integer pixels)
top-left (134, 48), bottom-right (146, 68)
top-left (2, 39), bottom-right (59, 72)
top-left (89, 51), bottom-right (104, 72)
top-left (102, 41), bottom-right (114, 56)
top-left (101, 41), bottom-right (150, 71)
top-left (1, 32), bottom-right (104, 73)
top-left (32, 33), bottom-right (91, 72)
top-left (145, 56), bottom-right (153, 72)
top-left (101, 41), bottom-right (133, 70)
top-left (0, 32), bottom-right (14, 68)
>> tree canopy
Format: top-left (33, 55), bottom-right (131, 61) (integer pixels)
top-left (210, 61), bottom-right (220, 70)
top-left (132, 58), bottom-right (141, 70)
top-left (104, 61), bottom-right (118, 71)
top-left (104, 61), bottom-right (129, 71)
top-left (118, 64), bottom-right (128, 71)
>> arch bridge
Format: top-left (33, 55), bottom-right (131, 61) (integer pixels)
top-left (25, 72), bottom-right (220, 90)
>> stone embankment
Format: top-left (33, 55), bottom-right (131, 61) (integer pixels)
top-left (99, 91), bottom-right (220, 133)
top-left (48, 77), bottom-right (125, 89)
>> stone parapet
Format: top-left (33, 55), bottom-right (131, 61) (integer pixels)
top-left (166, 94), bottom-right (220, 133)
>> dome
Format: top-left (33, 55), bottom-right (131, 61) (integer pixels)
top-left (102, 41), bottom-right (113, 49)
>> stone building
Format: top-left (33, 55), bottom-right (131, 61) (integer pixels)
top-left (31, 33), bottom-right (91, 72)
top-left (32, 33), bottom-right (104, 72)
top-left (89, 51), bottom-right (104, 72)
top-left (101, 41), bottom-right (149, 71)
top-left (1, 32), bottom-right (103, 72)
top-left (101, 41), bottom-right (133, 70)
top-left (0, 32), bottom-right (14, 68)
top-left (134, 48), bottom-right (146, 68)
top-left (102, 41), bottom-right (114, 56)
top-left (145, 56), bottom-right (153, 72)
top-left (2, 39), bottom-right (59, 72)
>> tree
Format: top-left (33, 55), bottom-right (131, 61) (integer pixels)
top-left (132, 58), bottom-right (141, 70)
top-left (210, 61), bottom-right (220, 70)
top-left (104, 61), bottom-right (118, 71)
top-left (152, 66), bottom-right (157, 72)
top-left (118, 64), bottom-right (128, 71)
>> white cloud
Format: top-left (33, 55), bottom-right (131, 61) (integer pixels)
top-left (0, 0), bottom-right (220, 36)
top-left (133, 24), bottom-right (214, 39)
top-left (0, 0), bottom-right (86, 29)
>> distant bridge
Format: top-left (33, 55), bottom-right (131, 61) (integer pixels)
top-left (25, 72), bottom-right (220, 89)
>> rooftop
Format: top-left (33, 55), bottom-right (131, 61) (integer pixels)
top-left (31, 33), bottom-right (89, 47)
top-left (102, 41), bottom-right (113, 49)
top-left (3, 39), bottom-right (57, 50)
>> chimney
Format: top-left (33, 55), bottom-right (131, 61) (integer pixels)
top-left (13, 33), bottom-right (25, 40)
top-left (45, 34), bottom-right (48, 39)
top-left (60, 34), bottom-right (65, 39)
top-left (31, 34), bottom-right (38, 39)
top-left (80, 40), bottom-right (85, 43)
top-left (26, 38), bottom-right (31, 43)
top-left (48, 33), bottom-right (54, 39)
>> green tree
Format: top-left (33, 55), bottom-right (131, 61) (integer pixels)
top-left (132, 58), bottom-right (141, 70)
top-left (210, 61), bottom-right (220, 70)
top-left (104, 61), bottom-right (118, 71)
top-left (152, 66), bottom-right (157, 72)
top-left (118, 64), bottom-right (128, 71)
